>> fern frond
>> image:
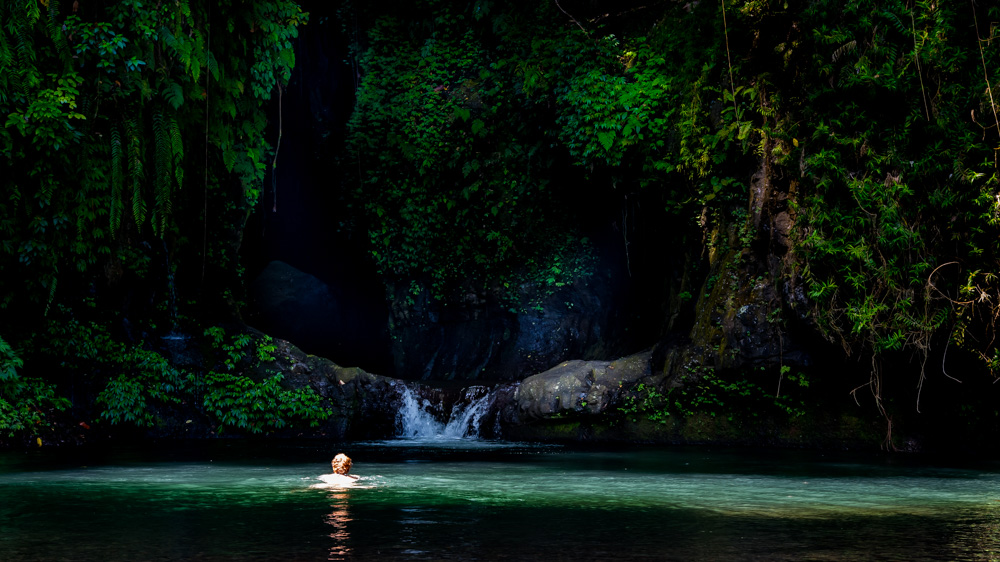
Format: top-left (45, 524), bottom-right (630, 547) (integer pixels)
top-left (23, 0), bottom-right (41, 26)
top-left (44, 276), bottom-right (57, 317)
top-left (13, 17), bottom-right (39, 94)
top-left (132, 175), bottom-right (147, 231)
top-left (0, 27), bottom-right (12, 101)
top-left (930, 307), bottom-right (949, 330)
top-left (177, 0), bottom-right (194, 24)
top-left (882, 10), bottom-right (908, 36)
top-left (885, 44), bottom-right (900, 68)
top-left (832, 40), bottom-right (857, 63)
top-left (110, 125), bottom-right (124, 236)
top-left (126, 116), bottom-right (146, 229)
top-left (168, 113), bottom-right (184, 189)
top-left (46, 0), bottom-right (65, 53)
top-left (160, 25), bottom-right (177, 53)
top-left (153, 112), bottom-right (166, 172)
top-left (207, 50), bottom-right (219, 81)
top-left (0, 17), bottom-right (12, 70)
top-left (152, 109), bottom-right (173, 237)
top-left (163, 80), bottom-right (184, 109)
top-left (221, 143), bottom-right (237, 172)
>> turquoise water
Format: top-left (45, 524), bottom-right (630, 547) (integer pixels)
top-left (2, 441), bottom-right (1000, 560)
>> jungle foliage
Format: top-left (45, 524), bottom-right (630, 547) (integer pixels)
top-left (2, 0), bottom-right (1000, 442)
top-left (0, 0), bottom-right (320, 439)
top-left (344, 0), bottom-right (1000, 403)
top-left (340, 0), bottom-right (755, 303)
top-left (342, 1), bottom-right (595, 304)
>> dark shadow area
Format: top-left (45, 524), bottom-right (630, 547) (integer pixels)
top-left (242, 3), bottom-right (394, 375)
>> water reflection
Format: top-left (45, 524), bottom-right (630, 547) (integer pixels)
top-left (324, 490), bottom-right (352, 560)
top-left (951, 502), bottom-right (1000, 559)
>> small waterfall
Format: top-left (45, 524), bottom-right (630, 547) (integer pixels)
top-left (442, 388), bottom-right (492, 439)
top-left (395, 385), bottom-right (496, 441)
top-left (395, 386), bottom-right (447, 439)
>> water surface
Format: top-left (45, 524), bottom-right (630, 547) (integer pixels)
top-left (2, 440), bottom-right (999, 560)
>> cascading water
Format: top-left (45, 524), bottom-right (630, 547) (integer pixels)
top-left (395, 385), bottom-right (496, 441)
top-left (444, 388), bottom-right (493, 438)
top-left (395, 386), bottom-right (446, 439)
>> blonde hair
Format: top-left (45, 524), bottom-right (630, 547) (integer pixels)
top-left (331, 453), bottom-right (353, 475)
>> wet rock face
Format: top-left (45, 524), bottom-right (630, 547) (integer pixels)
top-left (700, 268), bottom-right (811, 371)
top-left (260, 336), bottom-right (400, 440)
top-left (387, 288), bottom-right (512, 380)
top-left (506, 283), bottom-right (608, 378)
top-left (247, 254), bottom-right (628, 383)
top-left (674, 149), bottom-right (816, 381)
top-left (387, 274), bottom-right (616, 381)
top-left (248, 261), bottom-right (392, 375)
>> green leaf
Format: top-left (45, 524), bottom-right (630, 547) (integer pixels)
top-left (597, 130), bottom-right (615, 152)
top-left (163, 81), bottom-right (184, 109)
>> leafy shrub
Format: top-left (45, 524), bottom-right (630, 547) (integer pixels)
top-left (202, 371), bottom-right (329, 434)
top-left (0, 336), bottom-right (71, 438)
top-left (619, 367), bottom-right (810, 424)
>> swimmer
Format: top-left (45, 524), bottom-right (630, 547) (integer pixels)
top-left (317, 453), bottom-right (359, 486)
top-left (331, 453), bottom-right (359, 479)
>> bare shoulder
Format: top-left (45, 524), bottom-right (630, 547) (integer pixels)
top-left (317, 473), bottom-right (359, 486)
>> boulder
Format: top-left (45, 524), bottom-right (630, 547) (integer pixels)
top-left (253, 335), bottom-right (400, 439)
top-left (502, 350), bottom-right (654, 423)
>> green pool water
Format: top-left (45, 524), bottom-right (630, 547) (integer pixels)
top-left (1, 440), bottom-right (999, 560)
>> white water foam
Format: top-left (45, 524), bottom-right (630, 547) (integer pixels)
top-left (395, 385), bottom-right (495, 441)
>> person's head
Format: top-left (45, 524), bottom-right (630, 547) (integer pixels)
top-left (331, 453), bottom-right (352, 475)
